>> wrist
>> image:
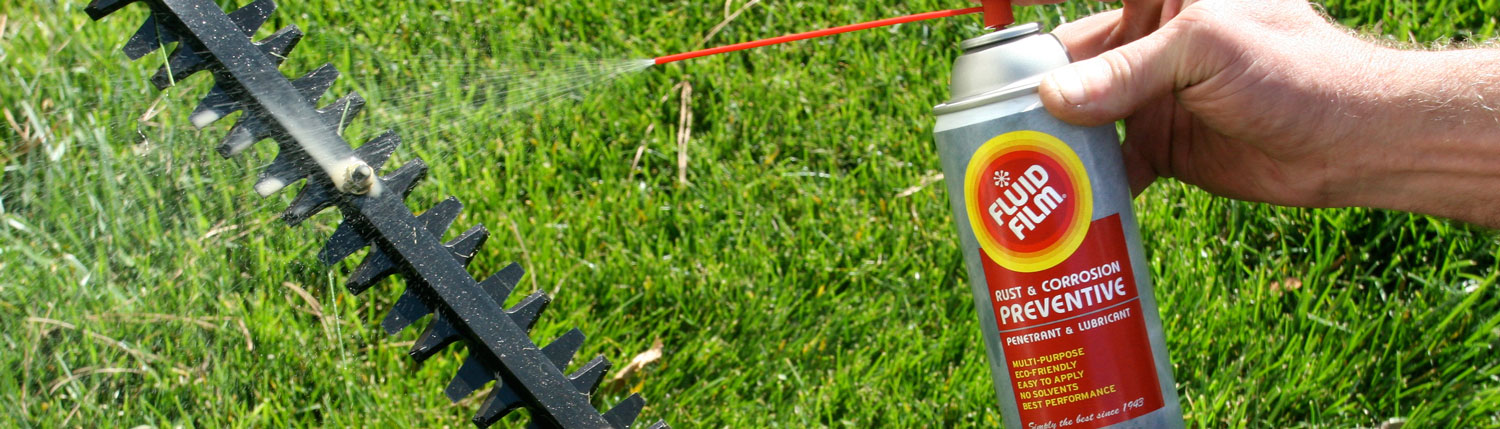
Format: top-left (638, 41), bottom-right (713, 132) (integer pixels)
top-left (1334, 47), bottom-right (1500, 226)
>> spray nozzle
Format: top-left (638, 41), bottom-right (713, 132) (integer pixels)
top-left (982, 0), bottom-right (1015, 30)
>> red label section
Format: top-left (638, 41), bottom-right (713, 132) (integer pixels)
top-left (981, 214), bottom-right (1164, 428)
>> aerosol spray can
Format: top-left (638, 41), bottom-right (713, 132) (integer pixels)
top-left (932, 23), bottom-right (1184, 428)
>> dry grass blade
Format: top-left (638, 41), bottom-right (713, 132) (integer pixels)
top-left (136, 93), bottom-right (167, 126)
top-left (629, 123), bottom-right (655, 179)
top-left (85, 312), bottom-right (226, 330)
top-left (236, 318), bottom-right (254, 352)
top-left (676, 81), bottom-right (693, 186)
top-left (607, 338), bottom-right (664, 391)
top-left (3, 107), bottom-right (39, 164)
top-left (658, 81), bottom-right (687, 103)
top-left (25, 317), bottom-right (178, 370)
top-left (281, 281), bottom-right (326, 323)
top-left (358, 340), bottom-right (416, 353)
top-left (25, 316), bottom-right (76, 330)
top-left (695, 0), bottom-right (762, 48)
top-left (1270, 277), bottom-right (1304, 294)
top-left (200, 220), bottom-right (240, 241)
top-left (48, 367), bottom-right (147, 394)
top-left (895, 171), bottom-right (945, 198)
top-left (507, 218), bottom-right (540, 291)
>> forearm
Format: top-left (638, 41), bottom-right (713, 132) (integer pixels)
top-left (1337, 47), bottom-right (1500, 227)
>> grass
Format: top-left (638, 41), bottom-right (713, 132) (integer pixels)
top-left (2, 0), bottom-right (1499, 427)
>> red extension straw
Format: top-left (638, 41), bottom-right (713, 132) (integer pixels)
top-left (654, 6), bottom-right (998, 65)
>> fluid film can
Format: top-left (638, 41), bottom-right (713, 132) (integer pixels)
top-left (932, 23), bottom-right (1184, 428)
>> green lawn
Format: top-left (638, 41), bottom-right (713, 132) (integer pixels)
top-left (3, 0), bottom-right (1499, 427)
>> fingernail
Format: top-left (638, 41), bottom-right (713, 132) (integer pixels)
top-left (1046, 65), bottom-right (1088, 106)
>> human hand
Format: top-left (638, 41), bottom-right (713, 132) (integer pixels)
top-left (1041, 0), bottom-right (1369, 204)
top-left (1039, 0), bottom-right (1500, 227)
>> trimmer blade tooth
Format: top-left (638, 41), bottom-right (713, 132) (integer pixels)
top-left (421, 197), bottom-right (466, 238)
top-left (307, 159), bottom-right (420, 231)
top-left (444, 354), bottom-right (496, 402)
top-left (567, 355), bottom-right (611, 396)
top-left (85, 0), bottom-right (138, 20)
top-left (472, 383), bottom-right (526, 427)
top-left (317, 93), bottom-right (365, 137)
top-left (290, 64), bottom-right (341, 106)
top-left (180, 26), bottom-right (294, 96)
top-left (354, 130), bottom-right (401, 171)
top-left (601, 394), bottom-right (648, 429)
top-left (226, 0), bottom-right (276, 36)
top-left (254, 143), bottom-right (313, 197)
top-left (446, 224), bottom-right (488, 266)
top-left (346, 195), bottom-right (456, 295)
top-left (643, 420), bottom-right (671, 429)
top-left (150, 44), bottom-right (210, 90)
top-left (380, 287), bottom-right (431, 335)
top-left (317, 219), bottom-right (369, 266)
top-left (191, 84), bottom-right (239, 129)
top-left (542, 328), bottom-right (586, 370)
top-left (282, 176), bottom-right (338, 225)
top-left (409, 313), bottom-right (462, 362)
top-left (124, 13), bottom-right (177, 60)
top-left (256, 118), bottom-right (373, 198)
top-left (273, 130), bottom-right (404, 219)
top-left (382, 159), bottom-right (430, 200)
top-left (506, 291), bottom-right (550, 333)
top-left (253, 25), bottom-right (303, 65)
top-left (217, 112), bottom-right (274, 157)
top-left (478, 262), bottom-right (525, 303)
top-left (346, 245), bottom-right (396, 295)
top-left (196, 63), bottom-right (334, 131)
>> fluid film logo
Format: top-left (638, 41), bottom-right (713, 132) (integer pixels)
top-left (989, 164), bottom-right (1065, 240)
top-left (965, 131), bottom-right (1092, 273)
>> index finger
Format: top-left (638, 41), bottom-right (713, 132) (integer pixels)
top-left (1052, 9), bottom-right (1126, 60)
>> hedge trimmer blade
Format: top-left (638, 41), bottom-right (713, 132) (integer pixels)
top-left (84, 1), bottom-right (667, 427)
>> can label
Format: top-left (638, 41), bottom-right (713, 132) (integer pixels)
top-left (965, 130), bottom-right (1164, 428)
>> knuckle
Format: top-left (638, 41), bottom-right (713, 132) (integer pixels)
top-left (1170, 5), bottom-right (1226, 41)
top-left (1099, 50), bottom-right (1139, 85)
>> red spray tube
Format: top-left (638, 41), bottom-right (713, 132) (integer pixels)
top-left (653, 0), bottom-right (1013, 65)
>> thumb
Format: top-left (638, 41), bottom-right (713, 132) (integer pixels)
top-left (1038, 25), bottom-right (1193, 127)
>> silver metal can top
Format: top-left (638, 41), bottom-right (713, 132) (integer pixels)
top-left (958, 22), bottom-right (1043, 52)
top-left (935, 22), bottom-right (1071, 114)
